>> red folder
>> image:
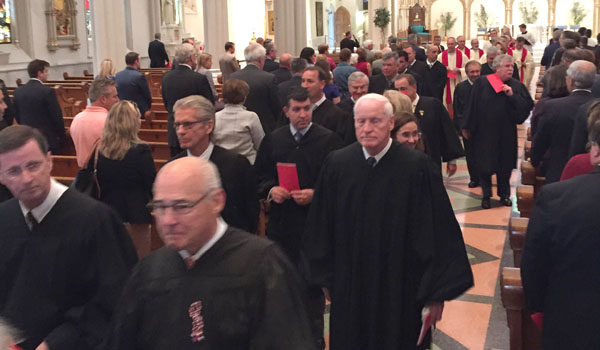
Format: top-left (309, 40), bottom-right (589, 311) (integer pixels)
top-left (277, 163), bottom-right (300, 191)
top-left (487, 73), bottom-right (505, 93)
top-left (447, 70), bottom-right (457, 79)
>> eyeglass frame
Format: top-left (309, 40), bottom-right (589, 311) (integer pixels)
top-left (173, 117), bottom-right (212, 130)
top-left (147, 188), bottom-right (217, 216)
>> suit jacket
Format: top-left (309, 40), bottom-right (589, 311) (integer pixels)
top-left (569, 99), bottom-right (599, 157)
top-left (230, 64), bottom-right (281, 133)
top-left (368, 73), bottom-right (394, 95)
top-left (172, 145), bottom-right (259, 233)
top-left (148, 39), bottom-right (169, 68)
top-left (336, 97), bottom-right (357, 145)
top-left (531, 90), bottom-right (593, 184)
top-left (423, 61), bottom-right (447, 101)
top-left (540, 42), bottom-right (560, 70)
top-left (415, 96), bottom-right (465, 167)
top-left (115, 67), bottom-right (153, 117)
top-left (340, 38), bottom-right (359, 52)
top-left (278, 75), bottom-right (302, 107)
top-left (161, 65), bottom-right (215, 147)
top-left (263, 58), bottom-right (279, 72)
top-left (453, 79), bottom-right (474, 131)
top-left (412, 45), bottom-right (426, 62)
top-left (13, 80), bottom-right (64, 152)
top-left (521, 168), bottom-right (600, 350)
top-left (272, 67), bottom-right (292, 85)
top-left (218, 53), bottom-right (240, 82)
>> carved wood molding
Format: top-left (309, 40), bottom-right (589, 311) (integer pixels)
top-left (45, 0), bottom-right (80, 51)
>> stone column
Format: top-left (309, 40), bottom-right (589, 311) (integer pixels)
top-left (463, 0), bottom-right (470, 40)
top-left (90, 0), bottom-right (128, 73)
top-left (368, 0), bottom-right (390, 47)
top-left (547, 0), bottom-right (556, 27)
top-left (594, 0), bottom-right (600, 36)
top-left (274, 0), bottom-right (307, 57)
top-left (203, 0), bottom-right (230, 59)
top-left (504, 0), bottom-right (513, 25)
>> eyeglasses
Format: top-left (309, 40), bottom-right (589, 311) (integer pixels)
top-left (147, 190), bottom-right (215, 216)
top-left (173, 120), bottom-right (206, 130)
top-left (3, 160), bottom-right (45, 179)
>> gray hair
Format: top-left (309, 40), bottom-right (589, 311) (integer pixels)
top-left (244, 43), bottom-right (266, 62)
top-left (362, 40), bottom-right (373, 49)
top-left (154, 32), bottom-right (161, 39)
top-left (175, 43), bottom-right (196, 63)
top-left (493, 54), bottom-right (514, 69)
top-left (407, 33), bottom-right (419, 44)
top-left (173, 95), bottom-right (215, 124)
top-left (382, 51), bottom-right (399, 63)
top-left (265, 42), bottom-right (276, 55)
top-left (567, 60), bottom-right (597, 89)
top-left (290, 57), bottom-right (308, 74)
top-left (348, 71), bottom-right (369, 85)
top-left (354, 93), bottom-right (394, 119)
top-left (486, 46), bottom-right (500, 57)
top-left (88, 78), bottom-right (116, 103)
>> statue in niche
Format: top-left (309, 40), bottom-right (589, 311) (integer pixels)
top-left (163, 0), bottom-right (175, 25)
top-left (54, 0), bottom-right (72, 36)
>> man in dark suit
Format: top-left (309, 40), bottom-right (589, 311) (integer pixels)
top-left (395, 74), bottom-right (464, 175)
top-left (569, 98), bottom-right (599, 157)
top-left (230, 43), bottom-right (281, 133)
top-left (368, 51), bottom-right (400, 94)
top-left (541, 29), bottom-right (562, 70)
top-left (403, 44), bottom-right (429, 96)
top-left (301, 67), bottom-right (347, 137)
top-left (263, 42), bottom-right (279, 72)
top-left (423, 44), bottom-right (447, 101)
top-left (0, 79), bottom-right (13, 130)
top-left (278, 57), bottom-right (307, 108)
top-left (337, 71), bottom-right (369, 145)
top-left (407, 34), bottom-right (426, 62)
top-left (13, 59), bottom-right (64, 154)
top-left (162, 43), bottom-right (215, 156)
top-left (171, 95), bottom-right (258, 233)
top-left (531, 60), bottom-right (596, 184)
top-left (521, 126), bottom-right (600, 349)
top-left (434, 35), bottom-right (445, 52)
top-left (272, 53), bottom-right (292, 85)
top-left (255, 88), bottom-right (343, 348)
top-left (115, 52), bottom-right (153, 118)
top-left (454, 60), bottom-right (481, 187)
top-left (340, 31), bottom-right (359, 52)
top-left (148, 33), bottom-right (170, 68)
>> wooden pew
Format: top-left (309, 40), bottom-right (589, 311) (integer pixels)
top-left (52, 155), bottom-right (169, 176)
top-left (147, 142), bottom-right (170, 160)
top-left (501, 267), bottom-right (542, 350)
top-left (509, 217), bottom-right (529, 267)
top-left (138, 129), bottom-right (168, 143)
top-left (83, 69), bottom-right (93, 77)
top-left (63, 72), bottom-right (93, 81)
top-left (54, 86), bottom-right (85, 118)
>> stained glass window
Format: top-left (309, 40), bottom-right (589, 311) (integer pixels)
top-left (0, 0), bottom-right (13, 43)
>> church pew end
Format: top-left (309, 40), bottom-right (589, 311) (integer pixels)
top-left (509, 217), bottom-right (529, 268)
top-left (524, 141), bottom-right (532, 161)
top-left (526, 127), bottom-right (531, 141)
top-left (517, 185), bottom-right (534, 218)
top-left (501, 267), bottom-right (542, 350)
top-left (520, 161), bottom-right (537, 186)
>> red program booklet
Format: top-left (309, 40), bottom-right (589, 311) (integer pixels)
top-left (277, 163), bottom-right (300, 191)
top-left (447, 70), bottom-right (457, 79)
top-left (487, 73), bottom-right (505, 93)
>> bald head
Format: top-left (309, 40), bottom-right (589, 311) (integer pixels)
top-left (279, 53), bottom-right (292, 68)
top-left (155, 157), bottom-right (222, 195)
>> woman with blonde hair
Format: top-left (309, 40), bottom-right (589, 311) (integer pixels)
top-left (383, 89), bottom-right (413, 115)
top-left (96, 59), bottom-right (116, 80)
top-left (95, 100), bottom-right (156, 258)
top-left (196, 52), bottom-right (219, 101)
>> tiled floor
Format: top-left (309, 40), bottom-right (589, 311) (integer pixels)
top-left (323, 126), bottom-right (527, 350)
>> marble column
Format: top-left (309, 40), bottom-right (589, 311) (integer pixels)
top-left (463, 0), bottom-right (471, 40)
top-left (594, 0), bottom-right (600, 36)
top-left (368, 0), bottom-right (391, 47)
top-left (504, 0), bottom-right (513, 25)
top-left (90, 0), bottom-right (128, 73)
top-left (274, 0), bottom-right (307, 57)
top-left (203, 0), bottom-right (230, 59)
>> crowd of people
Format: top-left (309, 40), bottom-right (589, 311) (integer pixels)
top-left (0, 22), bottom-right (599, 350)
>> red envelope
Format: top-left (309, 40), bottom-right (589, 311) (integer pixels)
top-left (487, 73), bottom-right (505, 93)
top-left (277, 163), bottom-right (300, 191)
top-left (447, 70), bottom-right (457, 79)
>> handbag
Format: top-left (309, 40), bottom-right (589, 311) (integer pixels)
top-left (71, 143), bottom-right (101, 198)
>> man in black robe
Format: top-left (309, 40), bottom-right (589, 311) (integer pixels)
top-left (300, 67), bottom-right (347, 136)
top-left (0, 125), bottom-right (138, 350)
top-left (255, 88), bottom-right (343, 348)
top-left (480, 46), bottom-right (520, 80)
top-left (454, 60), bottom-right (482, 188)
top-left (521, 122), bottom-right (600, 350)
top-left (463, 54), bottom-right (534, 208)
top-left (106, 157), bottom-right (317, 350)
top-left (395, 74), bottom-right (465, 175)
top-left (304, 93), bottom-right (473, 350)
top-left (423, 44), bottom-right (447, 101)
top-left (337, 71), bottom-right (369, 145)
top-left (170, 95), bottom-right (259, 233)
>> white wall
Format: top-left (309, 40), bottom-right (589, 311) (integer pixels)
top-left (183, 0), bottom-right (204, 46)
top-left (511, 0), bottom-right (548, 26)
top-left (227, 0), bottom-right (266, 61)
top-left (555, 0), bottom-right (593, 29)
top-left (468, 0), bottom-right (504, 38)
top-left (431, 0), bottom-right (464, 39)
top-left (130, 0), bottom-right (153, 58)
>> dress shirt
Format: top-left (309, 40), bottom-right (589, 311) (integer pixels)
top-left (571, 89), bottom-right (592, 93)
top-left (19, 178), bottom-right (68, 227)
top-left (312, 95), bottom-right (327, 111)
top-left (362, 138), bottom-right (392, 165)
top-left (178, 217), bottom-right (228, 262)
top-left (70, 105), bottom-right (108, 167)
top-left (187, 142), bottom-right (215, 160)
top-left (427, 60), bottom-right (436, 68)
top-left (213, 104), bottom-right (265, 164)
top-left (290, 122), bottom-right (313, 138)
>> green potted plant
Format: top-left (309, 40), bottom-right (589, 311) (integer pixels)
top-left (569, 1), bottom-right (586, 26)
top-left (440, 12), bottom-right (457, 39)
top-left (374, 7), bottom-right (391, 45)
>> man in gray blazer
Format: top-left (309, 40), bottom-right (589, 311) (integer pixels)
top-left (218, 42), bottom-right (240, 82)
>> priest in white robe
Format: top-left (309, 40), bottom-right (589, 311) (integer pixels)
top-left (437, 37), bottom-right (469, 113)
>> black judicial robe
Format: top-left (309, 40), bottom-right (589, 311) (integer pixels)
top-left (303, 142), bottom-right (473, 350)
top-left (254, 124), bottom-right (343, 264)
top-left (423, 61), bottom-right (447, 101)
top-left (415, 96), bottom-right (465, 168)
top-left (336, 97), bottom-right (357, 145)
top-left (0, 189), bottom-right (138, 350)
top-left (106, 227), bottom-right (317, 350)
top-left (463, 76), bottom-right (533, 174)
top-left (278, 99), bottom-right (348, 140)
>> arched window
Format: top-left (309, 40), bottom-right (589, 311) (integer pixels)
top-left (0, 0), bottom-right (14, 43)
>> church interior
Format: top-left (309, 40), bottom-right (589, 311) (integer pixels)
top-left (1, 0), bottom-right (599, 349)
